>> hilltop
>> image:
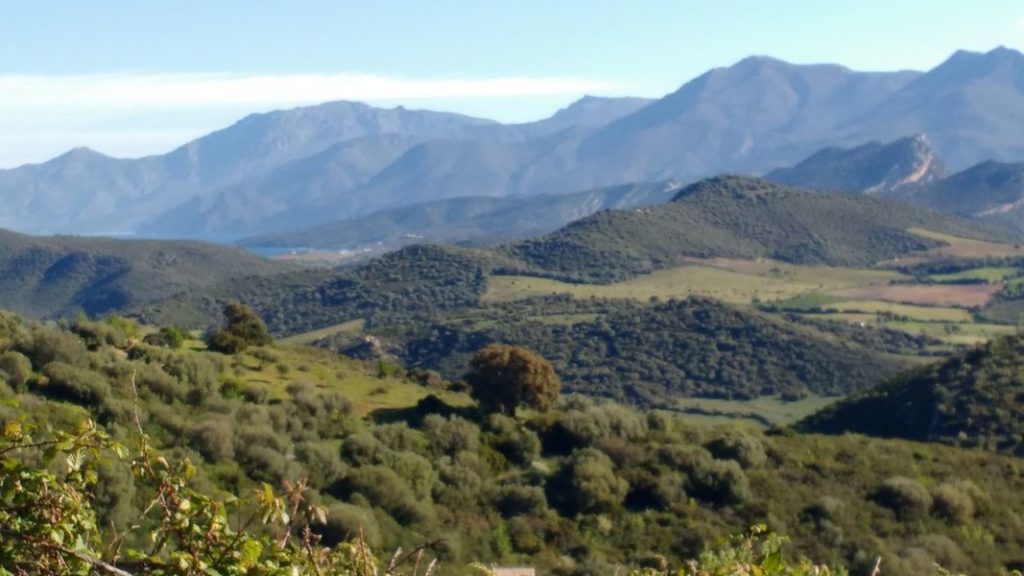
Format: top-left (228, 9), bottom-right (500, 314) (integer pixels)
top-left (504, 176), bottom-right (1002, 283)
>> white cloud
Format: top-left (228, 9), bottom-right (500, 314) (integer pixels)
top-left (0, 72), bottom-right (619, 113)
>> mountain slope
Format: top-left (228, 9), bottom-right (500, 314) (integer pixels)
top-left (569, 57), bottom-right (919, 185)
top-left (799, 334), bottom-right (1024, 457)
top-left (766, 135), bottom-right (947, 194)
top-left (842, 47), bottom-right (1024, 169)
top-left (907, 160), bottom-right (1024, 222)
top-left (504, 176), bottom-right (1002, 283)
top-left (0, 102), bottom-right (496, 235)
top-left (239, 180), bottom-right (683, 250)
top-left (145, 134), bottom-right (419, 237)
top-left (0, 228), bottom-right (283, 318)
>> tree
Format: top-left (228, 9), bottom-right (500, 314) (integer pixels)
top-left (464, 344), bottom-right (560, 415)
top-left (207, 303), bottom-right (272, 353)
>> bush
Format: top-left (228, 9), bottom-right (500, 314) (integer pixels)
top-left (686, 457), bottom-right (752, 506)
top-left (190, 416), bottom-right (235, 462)
top-left (21, 326), bottom-right (88, 368)
top-left (705, 430), bottom-right (767, 469)
top-left (40, 361), bottom-right (112, 406)
top-left (485, 414), bottom-right (541, 465)
top-left (931, 482), bottom-right (975, 523)
top-left (317, 502), bottom-right (382, 548)
top-left (333, 466), bottom-right (428, 525)
top-left (143, 326), bottom-right (187, 349)
top-left (873, 476), bottom-right (932, 519)
top-left (423, 414), bottom-right (480, 456)
top-left (295, 441), bottom-right (346, 488)
top-left (552, 447), bottom-right (629, 515)
top-left (207, 304), bottom-right (272, 354)
top-left (0, 350), bottom-right (33, 392)
top-left (494, 484), bottom-right (548, 517)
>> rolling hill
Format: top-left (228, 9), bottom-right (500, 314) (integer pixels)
top-left (504, 176), bottom-right (1004, 283)
top-left (798, 334), bottom-right (1024, 457)
top-left (0, 228), bottom-right (284, 318)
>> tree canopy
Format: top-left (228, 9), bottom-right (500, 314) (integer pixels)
top-left (465, 344), bottom-right (560, 415)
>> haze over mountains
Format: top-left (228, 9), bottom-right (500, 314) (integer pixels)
top-left (3, 47), bottom-right (1024, 241)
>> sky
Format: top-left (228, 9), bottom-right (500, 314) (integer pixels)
top-left (1, 0), bottom-right (1022, 168)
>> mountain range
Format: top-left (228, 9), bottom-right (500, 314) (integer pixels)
top-left (765, 134), bottom-right (1024, 232)
top-left (3, 47), bottom-right (1024, 240)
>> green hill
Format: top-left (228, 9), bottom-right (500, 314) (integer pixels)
top-left (138, 243), bottom-right (500, 335)
top-left (338, 296), bottom-right (921, 405)
top-left (0, 228), bottom-right (284, 319)
top-left (5, 311), bottom-right (1024, 575)
top-left (503, 176), bottom-right (1007, 283)
top-left (798, 334), bottom-right (1024, 456)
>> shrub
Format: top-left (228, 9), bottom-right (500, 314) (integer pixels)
top-left (686, 457), bottom-right (752, 506)
top-left (333, 465), bottom-right (428, 525)
top-left (0, 350), bottom-right (33, 392)
top-left (21, 326), bottom-right (88, 368)
top-left (705, 430), bottom-right (768, 469)
top-left (317, 502), bottom-right (382, 548)
top-left (932, 482), bottom-right (975, 523)
top-left (190, 416), bottom-right (235, 462)
top-left (494, 484), bottom-right (548, 517)
top-left (873, 476), bottom-right (932, 519)
top-left (423, 414), bottom-right (480, 456)
top-left (207, 303), bottom-right (272, 354)
top-left (40, 361), bottom-right (112, 406)
top-left (552, 447), bottom-right (629, 515)
top-left (295, 441), bottom-right (346, 488)
top-left (485, 414), bottom-right (541, 465)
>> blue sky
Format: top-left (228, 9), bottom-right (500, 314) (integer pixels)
top-left (1, 0), bottom-right (1022, 167)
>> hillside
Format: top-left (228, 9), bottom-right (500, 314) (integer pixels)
top-left (0, 228), bottom-right (284, 319)
top-left (841, 47), bottom-right (1024, 169)
top-left (371, 296), bottom-right (916, 405)
top-left (504, 176), bottom-right (1002, 283)
top-left (798, 334), bottom-right (1024, 456)
top-left (239, 180), bottom-right (682, 250)
top-left (907, 160), bottom-right (1024, 224)
top-left (766, 135), bottom-right (947, 194)
top-left (4, 311), bottom-right (1024, 575)
top-left (137, 244), bottom-right (499, 335)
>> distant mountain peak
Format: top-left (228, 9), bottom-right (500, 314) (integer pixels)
top-left (766, 135), bottom-right (947, 195)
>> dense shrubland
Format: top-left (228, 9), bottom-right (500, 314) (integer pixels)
top-left (3, 310), bottom-right (1024, 574)
top-left (365, 296), bottom-right (914, 404)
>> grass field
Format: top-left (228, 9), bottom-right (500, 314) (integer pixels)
top-left (906, 228), bottom-right (1024, 260)
top-left (484, 260), bottom-right (901, 305)
top-left (279, 319), bottom-right (365, 345)
top-left (231, 343), bottom-right (471, 415)
top-left (671, 395), bottom-right (836, 428)
top-left (831, 283), bottom-right (1001, 308)
top-left (929, 267), bottom-right (1019, 284)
